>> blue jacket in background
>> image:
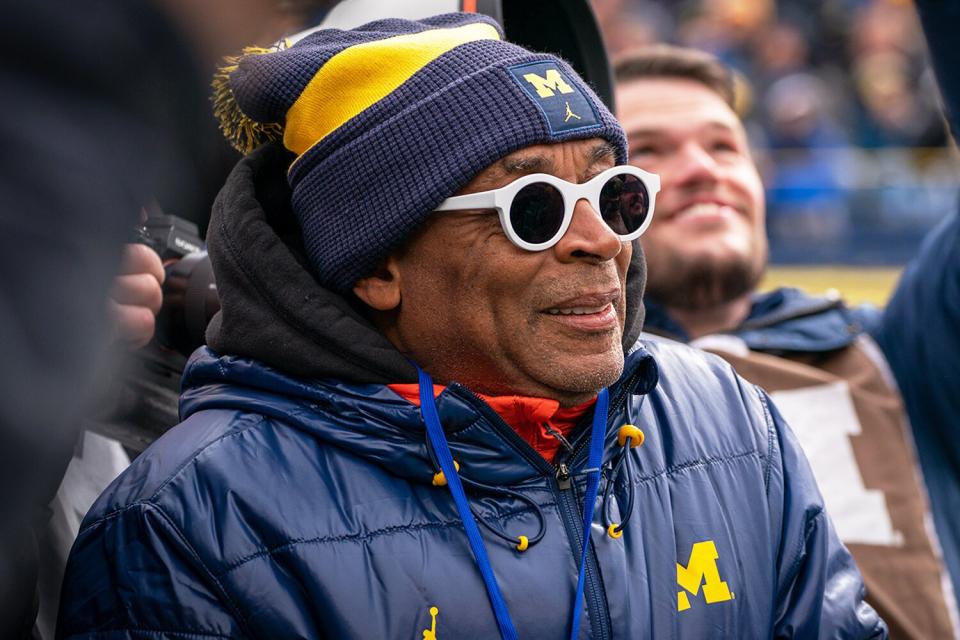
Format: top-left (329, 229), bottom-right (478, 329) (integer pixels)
top-left (875, 209), bottom-right (960, 605)
top-left (876, 0), bottom-right (960, 609)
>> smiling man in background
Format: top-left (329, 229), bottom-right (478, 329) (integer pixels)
top-left (615, 26), bottom-right (960, 639)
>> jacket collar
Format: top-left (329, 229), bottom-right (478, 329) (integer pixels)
top-left (644, 287), bottom-right (874, 353)
top-left (179, 345), bottom-right (658, 487)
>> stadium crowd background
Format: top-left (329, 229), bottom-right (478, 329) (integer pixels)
top-left (592, 0), bottom-right (959, 304)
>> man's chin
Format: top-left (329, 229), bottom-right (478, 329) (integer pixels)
top-left (645, 247), bottom-right (765, 312)
top-left (529, 349), bottom-right (626, 402)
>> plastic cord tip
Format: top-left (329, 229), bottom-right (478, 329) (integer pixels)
top-left (607, 523), bottom-right (624, 539)
top-left (516, 535), bottom-right (529, 552)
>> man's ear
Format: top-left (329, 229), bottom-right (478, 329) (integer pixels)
top-left (353, 257), bottom-right (402, 311)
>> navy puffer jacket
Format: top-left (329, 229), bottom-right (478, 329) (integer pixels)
top-left (58, 343), bottom-right (884, 639)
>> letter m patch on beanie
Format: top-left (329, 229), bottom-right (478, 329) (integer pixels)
top-left (508, 61), bottom-right (601, 135)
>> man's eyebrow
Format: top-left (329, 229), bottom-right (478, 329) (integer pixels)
top-left (499, 153), bottom-right (553, 175)
top-left (486, 141), bottom-right (617, 185)
top-left (587, 141), bottom-right (618, 166)
top-left (463, 153), bottom-right (552, 192)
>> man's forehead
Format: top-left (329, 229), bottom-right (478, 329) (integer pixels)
top-left (619, 77), bottom-right (743, 137)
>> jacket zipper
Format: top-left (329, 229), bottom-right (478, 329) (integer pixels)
top-left (450, 370), bottom-right (641, 640)
top-left (556, 463), bottom-right (572, 490)
top-left (553, 464), bottom-right (610, 640)
top-left (551, 368), bottom-right (641, 640)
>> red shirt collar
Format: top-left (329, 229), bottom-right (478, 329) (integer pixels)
top-left (388, 384), bottom-right (596, 463)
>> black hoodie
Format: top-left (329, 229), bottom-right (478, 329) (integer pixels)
top-left (205, 142), bottom-right (647, 384)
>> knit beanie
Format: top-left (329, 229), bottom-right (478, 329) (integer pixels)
top-left (214, 12), bottom-right (627, 292)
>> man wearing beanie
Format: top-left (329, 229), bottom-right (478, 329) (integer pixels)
top-left (58, 14), bottom-right (885, 639)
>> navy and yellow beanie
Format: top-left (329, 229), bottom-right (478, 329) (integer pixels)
top-left (214, 12), bottom-right (627, 292)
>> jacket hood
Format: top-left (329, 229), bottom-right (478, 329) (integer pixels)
top-left (644, 287), bottom-right (882, 352)
top-left (205, 142), bottom-right (415, 383)
top-left (205, 141), bottom-right (647, 383)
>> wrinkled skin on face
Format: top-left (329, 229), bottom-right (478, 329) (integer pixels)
top-left (617, 77), bottom-right (767, 312)
top-left (354, 138), bottom-right (632, 406)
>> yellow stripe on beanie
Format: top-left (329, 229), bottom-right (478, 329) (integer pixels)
top-left (284, 21), bottom-right (501, 156)
top-left (217, 13), bottom-right (625, 291)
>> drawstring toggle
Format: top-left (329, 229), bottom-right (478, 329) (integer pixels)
top-left (432, 460), bottom-right (460, 487)
top-left (617, 425), bottom-right (644, 448)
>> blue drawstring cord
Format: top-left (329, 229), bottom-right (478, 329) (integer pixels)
top-left (417, 366), bottom-right (519, 640)
top-left (567, 386), bottom-right (609, 640)
top-left (415, 364), bottom-right (609, 640)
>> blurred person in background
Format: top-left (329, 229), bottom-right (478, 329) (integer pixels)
top-left (678, 0), bottom-right (774, 71)
top-left (592, 0), bottom-right (674, 53)
top-left (56, 13), bottom-right (885, 638)
top-left (760, 73), bottom-right (852, 250)
top-left (0, 0), bottom-right (337, 636)
top-left (594, 0), bottom-right (921, 105)
top-left (849, 0), bottom-right (947, 149)
top-left (614, 0), bottom-right (960, 635)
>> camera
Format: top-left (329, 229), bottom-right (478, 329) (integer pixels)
top-left (135, 211), bottom-right (203, 260)
top-left (88, 212), bottom-right (220, 454)
top-left (136, 211), bottom-right (220, 357)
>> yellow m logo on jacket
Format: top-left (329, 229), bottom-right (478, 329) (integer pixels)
top-left (677, 540), bottom-right (733, 611)
top-left (522, 68), bottom-right (575, 98)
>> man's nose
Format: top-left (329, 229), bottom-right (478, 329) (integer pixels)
top-left (670, 141), bottom-right (721, 186)
top-left (553, 198), bottom-right (623, 262)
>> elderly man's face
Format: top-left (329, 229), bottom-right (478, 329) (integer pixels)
top-left (359, 138), bottom-right (631, 405)
top-left (618, 77), bottom-right (767, 310)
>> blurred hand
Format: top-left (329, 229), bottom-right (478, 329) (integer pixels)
top-left (109, 243), bottom-right (165, 348)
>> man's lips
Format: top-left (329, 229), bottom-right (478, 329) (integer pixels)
top-left (662, 199), bottom-right (744, 225)
top-left (541, 292), bottom-right (620, 331)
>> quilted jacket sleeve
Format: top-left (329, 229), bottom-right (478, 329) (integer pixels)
top-left (57, 500), bottom-right (246, 640)
top-left (759, 388), bottom-right (889, 639)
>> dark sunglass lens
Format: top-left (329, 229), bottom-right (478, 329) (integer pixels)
top-left (600, 173), bottom-right (649, 235)
top-left (509, 182), bottom-right (565, 244)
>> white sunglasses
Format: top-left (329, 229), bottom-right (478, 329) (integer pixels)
top-left (434, 165), bottom-right (660, 251)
